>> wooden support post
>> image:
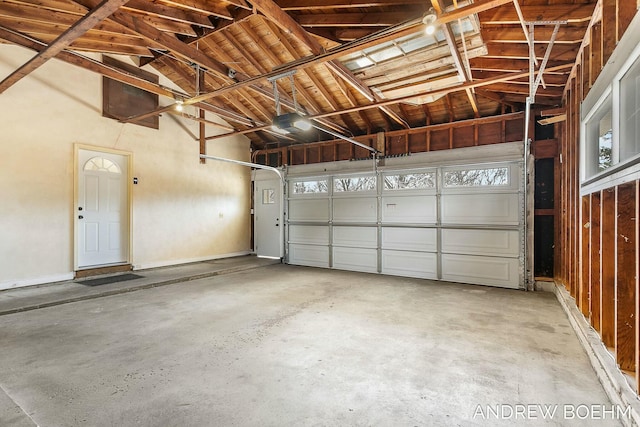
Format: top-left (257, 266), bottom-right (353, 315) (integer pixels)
top-left (199, 69), bottom-right (206, 164)
top-left (602, 188), bottom-right (616, 347)
top-left (602, 0), bottom-right (617, 65)
top-left (616, 182), bottom-right (637, 373)
top-left (637, 180), bottom-right (640, 393)
top-left (591, 192), bottom-right (602, 332)
top-left (581, 195), bottom-right (591, 317)
top-left (618, 0), bottom-right (637, 41)
top-left (376, 132), bottom-right (385, 156)
top-left (590, 22), bottom-right (602, 87)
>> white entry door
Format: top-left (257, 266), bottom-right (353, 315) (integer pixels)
top-left (254, 177), bottom-right (283, 258)
top-left (77, 149), bottom-right (129, 268)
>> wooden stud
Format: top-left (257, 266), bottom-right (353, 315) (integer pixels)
top-left (602, 0), bottom-right (617, 65)
top-left (616, 182), bottom-right (637, 373)
top-left (581, 195), bottom-right (591, 317)
top-left (602, 188), bottom-right (616, 348)
top-left (618, 0), bottom-right (637, 42)
top-left (591, 192), bottom-right (602, 333)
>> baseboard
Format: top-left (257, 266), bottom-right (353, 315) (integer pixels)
top-left (132, 250), bottom-right (253, 271)
top-left (554, 283), bottom-right (640, 427)
top-left (0, 273), bottom-right (75, 292)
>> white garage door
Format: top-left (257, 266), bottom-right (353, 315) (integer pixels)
top-left (285, 152), bottom-right (524, 289)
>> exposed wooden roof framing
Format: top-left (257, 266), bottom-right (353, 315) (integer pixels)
top-left (0, 0), bottom-right (597, 150)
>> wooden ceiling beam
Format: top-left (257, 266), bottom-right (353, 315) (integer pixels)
top-left (479, 4), bottom-right (595, 24)
top-left (296, 11), bottom-right (418, 27)
top-left (0, 17), bottom-right (150, 49)
top-left (0, 0), bottom-right (129, 94)
top-left (0, 1), bottom-right (142, 38)
top-left (481, 26), bottom-right (587, 44)
top-left (156, 0), bottom-right (233, 20)
top-left (250, 0), bottom-right (409, 129)
top-left (435, 0), bottom-right (512, 24)
top-left (183, 18), bottom-right (426, 106)
top-left (154, 57), bottom-right (255, 127)
top-left (4, 0), bottom-right (90, 16)
top-left (278, 0), bottom-right (425, 10)
top-left (470, 58), bottom-right (566, 72)
top-left (431, 0), bottom-right (479, 118)
top-left (122, 0), bottom-right (216, 29)
top-left (205, 63), bottom-right (573, 141)
top-left (485, 43), bottom-right (578, 61)
top-left (71, 1), bottom-right (234, 77)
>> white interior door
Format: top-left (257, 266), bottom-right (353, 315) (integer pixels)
top-left (77, 149), bottom-right (129, 268)
top-left (254, 178), bottom-right (283, 258)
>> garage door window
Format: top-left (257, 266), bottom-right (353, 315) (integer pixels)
top-left (292, 179), bottom-right (328, 195)
top-left (334, 175), bottom-right (376, 192)
top-left (383, 172), bottom-right (435, 190)
top-left (443, 167), bottom-right (509, 187)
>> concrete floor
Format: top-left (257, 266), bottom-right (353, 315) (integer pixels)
top-left (0, 263), bottom-right (622, 426)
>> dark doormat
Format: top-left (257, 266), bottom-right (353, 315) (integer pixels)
top-left (77, 273), bottom-right (143, 287)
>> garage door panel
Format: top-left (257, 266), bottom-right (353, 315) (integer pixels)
top-left (289, 199), bottom-right (329, 221)
top-left (289, 244), bottom-right (329, 268)
top-left (333, 197), bottom-right (377, 222)
top-left (381, 195), bottom-right (437, 224)
top-left (382, 250), bottom-right (437, 279)
top-left (333, 247), bottom-right (377, 273)
top-left (442, 229), bottom-right (519, 257)
top-left (441, 254), bottom-right (519, 289)
top-left (289, 225), bottom-right (329, 245)
top-left (333, 226), bottom-right (377, 248)
top-left (441, 193), bottom-right (519, 225)
top-left (382, 227), bottom-right (437, 252)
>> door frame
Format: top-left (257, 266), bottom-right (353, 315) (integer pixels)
top-left (73, 144), bottom-right (133, 271)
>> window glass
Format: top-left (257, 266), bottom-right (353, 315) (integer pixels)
top-left (444, 167), bottom-right (509, 187)
top-left (292, 180), bottom-right (328, 195)
top-left (84, 157), bottom-right (121, 173)
top-left (262, 189), bottom-right (275, 204)
top-left (334, 176), bottom-right (376, 192)
top-left (620, 57), bottom-right (640, 161)
top-left (585, 96), bottom-right (613, 177)
top-left (383, 172), bottom-right (435, 190)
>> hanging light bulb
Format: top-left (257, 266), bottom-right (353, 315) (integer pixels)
top-left (422, 8), bottom-right (438, 35)
top-left (175, 100), bottom-right (184, 112)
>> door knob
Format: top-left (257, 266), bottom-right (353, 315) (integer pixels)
top-left (78, 207), bottom-right (83, 211)
top-left (79, 215), bottom-right (84, 219)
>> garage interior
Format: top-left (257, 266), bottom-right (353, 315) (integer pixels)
top-left (1, 0), bottom-right (640, 425)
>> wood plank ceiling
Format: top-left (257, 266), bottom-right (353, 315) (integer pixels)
top-left (0, 0), bottom-right (596, 150)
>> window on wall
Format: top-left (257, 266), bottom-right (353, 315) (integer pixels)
top-left (584, 96), bottom-right (613, 177)
top-left (620, 57), bottom-right (640, 162)
top-left (583, 52), bottom-right (640, 182)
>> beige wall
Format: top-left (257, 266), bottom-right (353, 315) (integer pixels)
top-left (0, 45), bottom-right (252, 289)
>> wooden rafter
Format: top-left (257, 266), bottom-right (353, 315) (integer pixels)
top-left (250, 0), bottom-right (410, 129)
top-left (206, 62), bottom-right (573, 141)
top-left (0, 0), bottom-right (129, 93)
top-left (431, 0), bottom-right (479, 118)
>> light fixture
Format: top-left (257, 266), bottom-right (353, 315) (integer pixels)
top-left (272, 112), bottom-right (311, 134)
top-left (175, 100), bottom-right (184, 112)
top-left (422, 7), bottom-right (438, 35)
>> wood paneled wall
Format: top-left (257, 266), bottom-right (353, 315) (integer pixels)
top-left (559, 0), bottom-right (640, 392)
top-left (253, 112), bottom-right (524, 166)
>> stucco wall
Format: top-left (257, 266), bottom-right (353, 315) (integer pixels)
top-left (0, 45), bottom-right (252, 289)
